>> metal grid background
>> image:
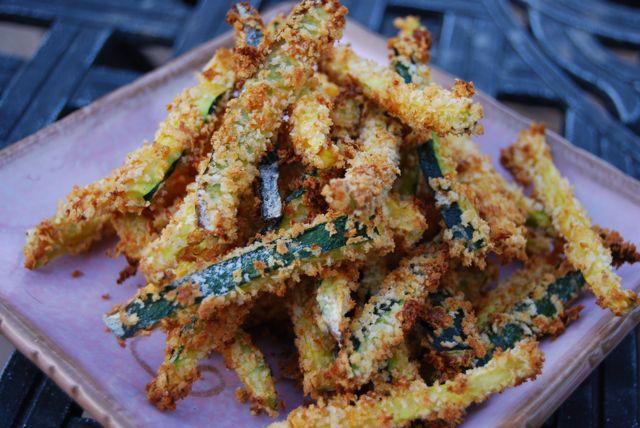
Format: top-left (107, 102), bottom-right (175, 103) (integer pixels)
top-left (0, 0), bottom-right (638, 426)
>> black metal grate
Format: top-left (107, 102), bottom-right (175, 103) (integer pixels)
top-left (0, 0), bottom-right (638, 426)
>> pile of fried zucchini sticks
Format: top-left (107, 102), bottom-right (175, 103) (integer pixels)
top-left (23, 0), bottom-right (640, 425)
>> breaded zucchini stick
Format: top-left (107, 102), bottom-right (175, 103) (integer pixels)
top-left (289, 73), bottom-right (343, 169)
top-left (196, 0), bottom-right (347, 236)
top-left (220, 330), bottom-right (280, 416)
top-left (24, 48), bottom-right (236, 269)
top-left (418, 288), bottom-right (487, 380)
top-left (289, 281), bottom-right (338, 397)
top-left (481, 264), bottom-right (584, 361)
top-left (388, 16), bottom-right (432, 86)
top-left (418, 137), bottom-right (490, 267)
top-left (450, 136), bottom-right (527, 262)
top-left (316, 268), bottom-right (357, 343)
top-left (372, 342), bottom-right (420, 390)
top-left (322, 107), bottom-right (401, 215)
top-left (105, 213), bottom-right (394, 340)
top-left (501, 124), bottom-right (637, 315)
top-left (111, 213), bottom-right (158, 264)
top-left (138, 184), bottom-right (229, 283)
top-left (321, 45), bottom-right (483, 136)
top-left (476, 258), bottom-right (557, 328)
top-left (330, 87), bottom-right (363, 145)
top-left (274, 341), bottom-right (543, 428)
top-left (382, 196), bottom-right (428, 251)
top-left (146, 303), bottom-right (250, 411)
top-left (336, 243), bottom-right (448, 389)
top-left (227, 2), bottom-right (268, 87)
top-left (385, 20), bottom-right (490, 267)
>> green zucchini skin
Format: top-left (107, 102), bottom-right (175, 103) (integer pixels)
top-left (105, 215), bottom-right (371, 339)
top-left (424, 290), bottom-right (473, 353)
top-left (418, 140), bottom-right (484, 251)
top-left (143, 152), bottom-right (184, 202)
top-left (481, 270), bottom-right (585, 364)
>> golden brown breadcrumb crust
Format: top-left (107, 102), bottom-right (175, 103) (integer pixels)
top-left (501, 124), bottom-right (637, 315)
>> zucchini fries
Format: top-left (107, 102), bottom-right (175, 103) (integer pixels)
top-left (501, 124), bottom-right (638, 315)
top-left (25, 3), bottom-right (640, 424)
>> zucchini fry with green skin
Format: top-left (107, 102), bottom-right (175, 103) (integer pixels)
top-left (450, 136), bottom-right (527, 262)
top-left (480, 264), bottom-right (585, 362)
top-left (112, 213), bottom-right (158, 265)
top-left (501, 124), bottom-right (637, 315)
top-left (148, 188), bottom-right (313, 410)
top-left (220, 330), bottom-right (280, 416)
top-left (476, 258), bottom-right (557, 329)
top-left (417, 288), bottom-right (487, 380)
top-left (372, 341), bottom-right (420, 390)
top-left (330, 87), bottom-right (363, 146)
top-left (336, 243), bottom-right (448, 389)
top-left (289, 73), bottom-right (344, 169)
top-left (146, 303), bottom-right (250, 411)
top-left (382, 196), bottom-right (428, 251)
top-left (388, 16), bottom-right (432, 86)
top-left (316, 268), bottom-right (357, 343)
top-left (386, 17), bottom-right (489, 266)
top-left (322, 108), bottom-right (401, 215)
top-left (139, 184), bottom-right (230, 283)
top-left (227, 2), bottom-right (268, 87)
top-left (24, 48), bottom-right (236, 269)
top-left (321, 45), bottom-right (483, 136)
top-left (440, 260), bottom-right (498, 306)
top-left (289, 281), bottom-right (338, 397)
top-left (418, 137), bottom-right (490, 267)
top-left (273, 341), bottom-right (543, 428)
top-left (105, 213), bottom-right (394, 340)
top-left (196, 0), bottom-right (347, 236)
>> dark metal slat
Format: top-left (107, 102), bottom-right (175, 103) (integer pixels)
top-left (65, 417), bottom-right (101, 428)
top-left (468, 18), bottom-right (503, 97)
top-left (602, 331), bottom-right (639, 427)
top-left (172, 0), bottom-right (238, 56)
top-left (435, 13), bottom-right (473, 80)
top-left (70, 65), bottom-right (140, 109)
top-left (556, 366), bottom-right (601, 428)
top-left (0, 352), bottom-right (42, 425)
top-left (0, 22), bottom-right (77, 144)
top-left (0, 0), bottom-right (188, 43)
top-left (0, 23), bottom-right (111, 146)
top-left (0, 54), bottom-right (22, 95)
top-left (18, 378), bottom-right (77, 428)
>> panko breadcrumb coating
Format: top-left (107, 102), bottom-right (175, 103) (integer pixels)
top-left (274, 341), bottom-right (543, 427)
top-left (501, 124), bottom-right (638, 315)
top-left (220, 329), bottom-right (280, 416)
top-left (24, 48), bottom-right (236, 269)
top-left (323, 107), bottom-right (401, 215)
top-left (289, 281), bottom-right (338, 398)
top-left (449, 136), bottom-right (527, 262)
top-left (388, 16), bottom-right (432, 86)
top-left (147, 304), bottom-right (249, 411)
top-left (315, 267), bottom-right (358, 343)
top-left (419, 288), bottom-right (487, 381)
top-left (335, 243), bottom-right (448, 389)
top-left (227, 3), bottom-right (268, 88)
top-left (196, 0), bottom-right (347, 237)
top-left (289, 73), bottom-right (344, 169)
top-left (321, 45), bottom-right (483, 136)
